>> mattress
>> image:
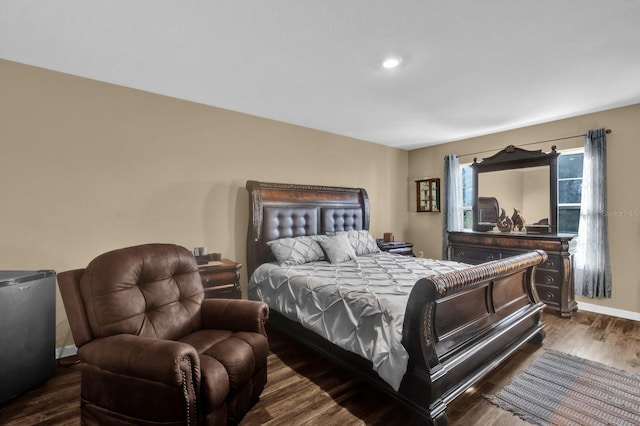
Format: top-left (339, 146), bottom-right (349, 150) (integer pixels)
top-left (248, 252), bottom-right (470, 390)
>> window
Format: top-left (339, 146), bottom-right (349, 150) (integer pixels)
top-left (557, 148), bottom-right (584, 233)
top-left (459, 149), bottom-right (584, 233)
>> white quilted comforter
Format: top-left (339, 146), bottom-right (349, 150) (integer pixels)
top-left (248, 252), bottom-right (470, 390)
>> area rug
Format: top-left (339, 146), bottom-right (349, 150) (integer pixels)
top-left (485, 349), bottom-right (640, 426)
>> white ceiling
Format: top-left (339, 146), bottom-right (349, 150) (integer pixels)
top-left (2, 1), bottom-right (639, 150)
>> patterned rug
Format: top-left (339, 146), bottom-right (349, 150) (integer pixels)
top-left (485, 349), bottom-right (640, 425)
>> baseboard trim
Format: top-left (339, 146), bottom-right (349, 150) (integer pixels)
top-left (56, 345), bottom-right (78, 359)
top-left (578, 302), bottom-right (640, 321)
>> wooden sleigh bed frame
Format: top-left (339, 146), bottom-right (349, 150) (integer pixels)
top-left (245, 180), bottom-right (547, 425)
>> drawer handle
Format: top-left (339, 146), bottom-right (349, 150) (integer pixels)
top-left (544, 276), bottom-right (555, 284)
top-left (544, 260), bottom-right (554, 268)
top-left (457, 249), bottom-right (464, 257)
top-left (486, 254), bottom-right (495, 261)
top-left (544, 291), bottom-right (554, 300)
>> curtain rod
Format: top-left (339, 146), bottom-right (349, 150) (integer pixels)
top-left (456, 128), bottom-right (612, 159)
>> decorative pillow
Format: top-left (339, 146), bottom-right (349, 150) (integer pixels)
top-left (331, 230), bottom-right (381, 256)
top-left (267, 235), bottom-right (325, 265)
top-left (317, 234), bottom-right (358, 264)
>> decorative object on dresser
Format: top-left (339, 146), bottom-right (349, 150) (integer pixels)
top-left (193, 250), bottom-right (222, 265)
top-left (376, 240), bottom-right (414, 256)
top-left (448, 231), bottom-right (577, 317)
top-left (526, 220), bottom-right (551, 234)
top-left (511, 208), bottom-right (525, 231)
top-left (245, 180), bottom-right (547, 425)
top-left (496, 208), bottom-right (514, 232)
top-left (198, 258), bottom-right (242, 299)
top-left (415, 177), bottom-right (440, 212)
top-left (476, 196), bottom-right (500, 226)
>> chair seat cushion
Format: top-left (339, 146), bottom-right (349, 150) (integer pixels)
top-left (180, 329), bottom-right (268, 393)
top-left (199, 355), bottom-right (230, 409)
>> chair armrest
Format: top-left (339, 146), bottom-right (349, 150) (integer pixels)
top-left (78, 334), bottom-right (200, 387)
top-left (200, 299), bottom-right (269, 335)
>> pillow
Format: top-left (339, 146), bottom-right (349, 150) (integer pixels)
top-left (317, 234), bottom-right (357, 264)
top-left (267, 235), bottom-right (325, 266)
top-left (332, 230), bottom-right (381, 256)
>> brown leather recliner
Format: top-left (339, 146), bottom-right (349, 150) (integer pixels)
top-left (57, 243), bottom-right (269, 425)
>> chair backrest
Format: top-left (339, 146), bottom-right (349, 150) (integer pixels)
top-left (59, 243), bottom-right (204, 347)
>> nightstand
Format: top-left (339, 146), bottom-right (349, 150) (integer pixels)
top-left (377, 241), bottom-right (414, 256)
top-left (198, 258), bottom-right (242, 299)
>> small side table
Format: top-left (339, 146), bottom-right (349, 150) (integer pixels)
top-left (198, 259), bottom-right (242, 299)
top-left (377, 241), bottom-right (414, 256)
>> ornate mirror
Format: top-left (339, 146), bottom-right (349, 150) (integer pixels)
top-left (471, 145), bottom-right (559, 233)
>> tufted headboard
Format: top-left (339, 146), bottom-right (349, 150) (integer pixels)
top-left (245, 180), bottom-right (370, 277)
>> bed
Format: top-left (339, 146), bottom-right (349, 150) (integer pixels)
top-left (245, 180), bottom-right (547, 425)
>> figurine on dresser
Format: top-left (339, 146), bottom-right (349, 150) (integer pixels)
top-left (496, 209), bottom-right (513, 232)
top-left (511, 209), bottom-right (526, 232)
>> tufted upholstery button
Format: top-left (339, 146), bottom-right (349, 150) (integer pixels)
top-left (80, 244), bottom-right (204, 341)
top-left (322, 208), bottom-right (363, 233)
top-left (264, 207), bottom-right (319, 241)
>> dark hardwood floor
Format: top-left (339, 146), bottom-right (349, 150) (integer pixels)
top-left (1, 310), bottom-right (639, 425)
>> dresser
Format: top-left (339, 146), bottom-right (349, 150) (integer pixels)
top-left (198, 259), bottom-right (242, 299)
top-left (447, 231), bottom-right (577, 317)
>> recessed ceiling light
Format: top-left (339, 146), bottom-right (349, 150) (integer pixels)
top-left (382, 57), bottom-right (402, 69)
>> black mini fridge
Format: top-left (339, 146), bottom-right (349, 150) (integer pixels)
top-left (0, 270), bottom-right (56, 405)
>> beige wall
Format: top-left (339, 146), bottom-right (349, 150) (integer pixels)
top-left (4, 57), bottom-right (638, 350)
top-left (0, 59), bottom-right (409, 348)
top-left (408, 103), bottom-right (640, 315)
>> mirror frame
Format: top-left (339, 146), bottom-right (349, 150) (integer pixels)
top-left (471, 144), bottom-right (559, 233)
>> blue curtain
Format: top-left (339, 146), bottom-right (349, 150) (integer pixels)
top-left (442, 154), bottom-right (462, 259)
top-left (573, 128), bottom-right (612, 298)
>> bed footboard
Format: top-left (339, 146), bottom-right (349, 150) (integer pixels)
top-left (400, 250), bottom-right (547, 424)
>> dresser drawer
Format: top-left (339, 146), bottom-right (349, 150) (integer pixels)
top-left (198, 259), bottom-right (242, 299)
top-left (377, 242), bottom-right (414, 256)
top-left (450, 246), bottom-right (501, 264)
top-left (448, 232), bottom-right (571, 253)
top-left (386, 246), bottom-right (414, 256)
top-left (536, 284), bottom-right (560, 307)
top-left (203, 285), bottom-right (241, 299)
top-left (535, 269), bottom-right (562, 287)
top-left (201, 271), bottom-right (237, 288)
top-left (540, 255), bottom-right (563, 270)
